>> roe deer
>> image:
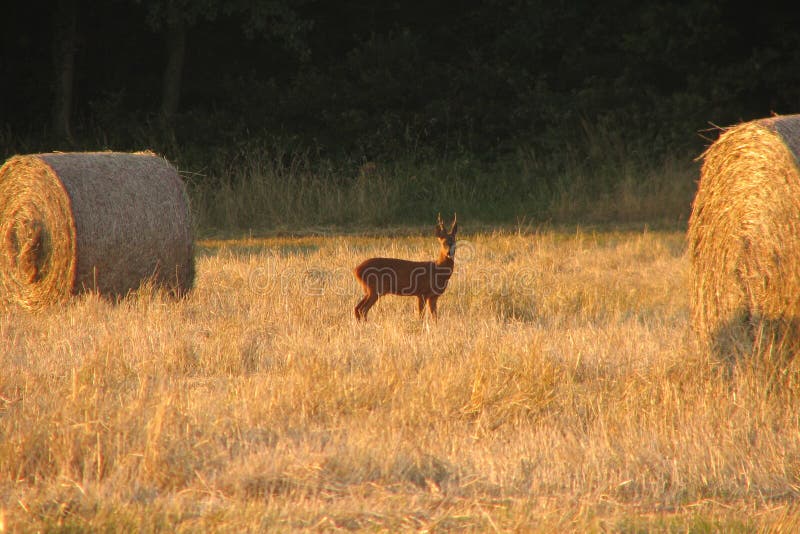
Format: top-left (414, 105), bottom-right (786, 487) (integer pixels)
top-left (354, 214), bottom-right (458, 321)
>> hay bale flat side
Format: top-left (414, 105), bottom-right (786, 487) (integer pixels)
top-left (688, 115), bottom-right (800, 351)
top-left (0, 152), bottom-right (194, 309)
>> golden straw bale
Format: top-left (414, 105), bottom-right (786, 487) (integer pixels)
top-left (0, 151), bottom-right (194, 309)
top-left (688, 115), bottom-right (800, 352)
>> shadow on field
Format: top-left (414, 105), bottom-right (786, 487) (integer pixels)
top-left (710, 314), bottom-right (800, 369)
top-left (195, 242), bottom-right (321, 259)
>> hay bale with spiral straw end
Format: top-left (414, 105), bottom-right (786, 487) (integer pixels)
top-left (688, 114), bottom-right (800, 354)
top-left (0, 151), bottom-right (194, 309)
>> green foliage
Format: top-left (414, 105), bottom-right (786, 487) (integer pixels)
top-left (131, 0), bottom-right (312, 65)
top-left (5, 0), bottom-right (799, 160)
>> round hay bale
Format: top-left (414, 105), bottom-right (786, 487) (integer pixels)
top-left (688, 114), bottom-right (800, 352)
top-left (0, 151), bottom-right (194, 309)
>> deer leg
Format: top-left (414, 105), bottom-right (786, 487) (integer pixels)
top-left (355, 294), bottom-right (369, 320)
top-left (417, 295), bottom-right (426, 317)
top-left (427, 296), bottom-right (439, 320)
top-left (357, 292), bottom-right (379, 321)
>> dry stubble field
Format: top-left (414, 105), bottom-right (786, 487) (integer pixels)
top-left (2, 227), bottom-right (800, 531)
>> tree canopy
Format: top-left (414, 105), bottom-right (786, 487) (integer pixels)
top-left (2, 0), bottom-right (799, 162)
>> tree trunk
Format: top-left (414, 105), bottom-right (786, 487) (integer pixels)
top-left (51, 0), bottom-right (77, 144)
top-left (160, 13), bottom-right (187, 125)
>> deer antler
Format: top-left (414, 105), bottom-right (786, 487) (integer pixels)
top-left (437, 213), bottom-right (445, 230)
top-left (451, 212), bottom-right (457, 232)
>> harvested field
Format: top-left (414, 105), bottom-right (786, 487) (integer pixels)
top-left (2, 228), bottom-right (800, 531)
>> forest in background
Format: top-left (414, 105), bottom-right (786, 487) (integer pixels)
top-left (2, 1), bottom-right (800, 228)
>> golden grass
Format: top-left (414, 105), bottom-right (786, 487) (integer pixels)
top-left (2, 228), bottom-right (800, 531)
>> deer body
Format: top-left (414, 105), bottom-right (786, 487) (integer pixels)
top-left (354, 215), bottom-right (457, 321)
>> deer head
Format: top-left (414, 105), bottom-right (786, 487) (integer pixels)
top-left (436, 213), bottom-right (458, 260)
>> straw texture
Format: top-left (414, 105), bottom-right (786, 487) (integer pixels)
top-left (688, 115), bottom-right (800, 352)
top-left (0, 151), bottom-right (194, 308)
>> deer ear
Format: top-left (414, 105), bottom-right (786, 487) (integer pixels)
top-left (436, 213), bottom-right (446, 236)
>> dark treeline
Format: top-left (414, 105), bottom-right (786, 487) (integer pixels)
top-left (2, 0), bottom-right (800, 170)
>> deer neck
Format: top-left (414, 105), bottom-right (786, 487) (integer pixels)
top-left (435, 251), bottom-right (454, 269)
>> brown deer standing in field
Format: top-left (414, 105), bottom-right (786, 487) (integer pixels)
top-left (354, 214), bottom-right (458, 321)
